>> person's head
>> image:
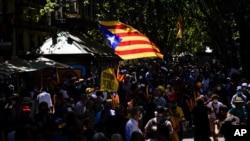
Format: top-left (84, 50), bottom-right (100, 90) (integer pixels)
top-left (242, 83), bottom-right (248, 91)
top-left (40, 86), bottom-right (48, 92)
top-left (80, 94), bottom-right (87, 104)
top-left (130, 107), bottom-right (141, 121)
top-left (196, 97), bottom-right (204, 106)
top-left (236, 86), bottom-right (242, 94)
top-left (153, 88), bottom-right (162, 98)
top-left (10, 93), bottom-right (21, 105)
top-left (85, 87), bottom-right (93, 95)
top-left (111, 133), bottom-right (123, 141)
top-left (130, 131), bottom-right (144, 141)
top-left (215, 84), bottom-right (222, 91)
top-left (234, 96), bottom-right (244, 107)
top-left (211, 94), bottom-right (220, 103)
top-left (92, 132), bottom-right (107, 141)
top-left (154, 106), bottom-right (167, 117)
top-left (38, 102), bottom-right (49, 113)
top-left (196, 82), bottom-right (202, 88)
top-left (115, 105), bottom-right (126, 117)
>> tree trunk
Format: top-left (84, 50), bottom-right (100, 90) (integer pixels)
top-left (239, 15), bottom-right (250, 80)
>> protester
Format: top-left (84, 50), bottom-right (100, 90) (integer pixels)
top-left (125, 107), bottom-right (142, 141)
top-left (230, 86), bottom-right (247, 107)
top-left (37, 86), bottom-right (53, 113)
top-left (192, 97), bottom-right (211, 141)
top-left (228, 96), bottom-right (248, 124)
top-left (144, 106), bottom-right (173, 141)
top-left (0, 55), bottom-right (250, 141)
top-left (214, 105), bottom-right (241, 141)
top-left (206, 94), bottom-right (223, 141)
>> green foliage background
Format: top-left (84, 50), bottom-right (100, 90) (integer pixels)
top-left (41, 0), bottom-right (250, 78)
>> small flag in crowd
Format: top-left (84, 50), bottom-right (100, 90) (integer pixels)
top-left (116, 64), bottom-right (125, 82)
top-left (98, 21), bottom-right (163, 60)
top-left (176, 16), bottom-right (183, 39)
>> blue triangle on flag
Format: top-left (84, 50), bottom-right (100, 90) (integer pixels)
top-left (98, 24), bottom-right (122, 50)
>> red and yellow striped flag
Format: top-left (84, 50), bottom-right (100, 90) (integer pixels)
top-left (99, 21), bottom-right (163, 60)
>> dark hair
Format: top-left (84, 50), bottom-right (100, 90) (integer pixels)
top-left (38, 101), bottom-right (49, 111)
top-left (211, 94), bottom-right (220, 100)
top-left (130, 107), bottom-right (140, 118)
top-left (196, 97), bottom-right (204, 106)
top-left (130, 131), bottom-right (144, 141)
top-left (40, 86), bottom-right (48, 92)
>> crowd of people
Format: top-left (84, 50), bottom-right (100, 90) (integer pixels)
top-left (0, 56), bottom-right (249, 141)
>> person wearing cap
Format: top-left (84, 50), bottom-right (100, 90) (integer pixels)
top-left (144, 106), bottom-right (173, 141)
top-left (230, 86), bottom-right (247, 107)
top-left (86, 87), bottom-right (97, 99)
top-left (228, 96), bottom-right (248, 125)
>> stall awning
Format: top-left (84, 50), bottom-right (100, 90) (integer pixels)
top-left (0, 57), bottom-right (70, 74)
top-left (27, 31), bottom-right (120, 60)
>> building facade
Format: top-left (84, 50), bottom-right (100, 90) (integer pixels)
top-left (0, 0), bottom-right (94, 61)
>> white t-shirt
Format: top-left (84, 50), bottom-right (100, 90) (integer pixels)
top-left (207, 101), bottom-right (223, 119)
top-left (37, 91), bottom-right (53, 108)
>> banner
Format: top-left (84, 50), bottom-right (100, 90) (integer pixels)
top-left (100, 68), bottom-right (119, 92)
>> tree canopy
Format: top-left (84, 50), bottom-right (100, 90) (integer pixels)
top-left (41, 0), bottom-right (250, 79)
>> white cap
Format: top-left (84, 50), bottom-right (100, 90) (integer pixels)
top-left (236, 86), bottom-right (242, 91)
top-left (242, 83), bottom-right (248, 87)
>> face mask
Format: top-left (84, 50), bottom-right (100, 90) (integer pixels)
top-left (216, 87), bottom-right (221, 91)
top-left (139, 113), bottom-right (143, 120)
top-left (139, 76), bottom-right (143, 80)
top-left (213, 99), bottom-right (218, 103)
top-left (67, 107), bottom-right (72, 112)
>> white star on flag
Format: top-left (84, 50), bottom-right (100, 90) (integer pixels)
top-left (107, 35), bottom-right (116, 46)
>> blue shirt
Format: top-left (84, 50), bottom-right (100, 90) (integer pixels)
top-left (125, 118), bottom-right (142, 141)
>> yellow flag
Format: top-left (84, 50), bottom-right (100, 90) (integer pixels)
top-left (100, 68), bottom-right (119, 92)
top-left (176, 16), bottom-right (183, 39)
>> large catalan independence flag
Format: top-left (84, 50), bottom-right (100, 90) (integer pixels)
top-left (98, 21), bottom-right (163, 60)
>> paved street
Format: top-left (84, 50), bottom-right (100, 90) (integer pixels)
top-left (183, 137), bottom-right (225, 141)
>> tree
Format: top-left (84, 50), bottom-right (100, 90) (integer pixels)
top-left (39, 0), bottom-right (250, 79)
